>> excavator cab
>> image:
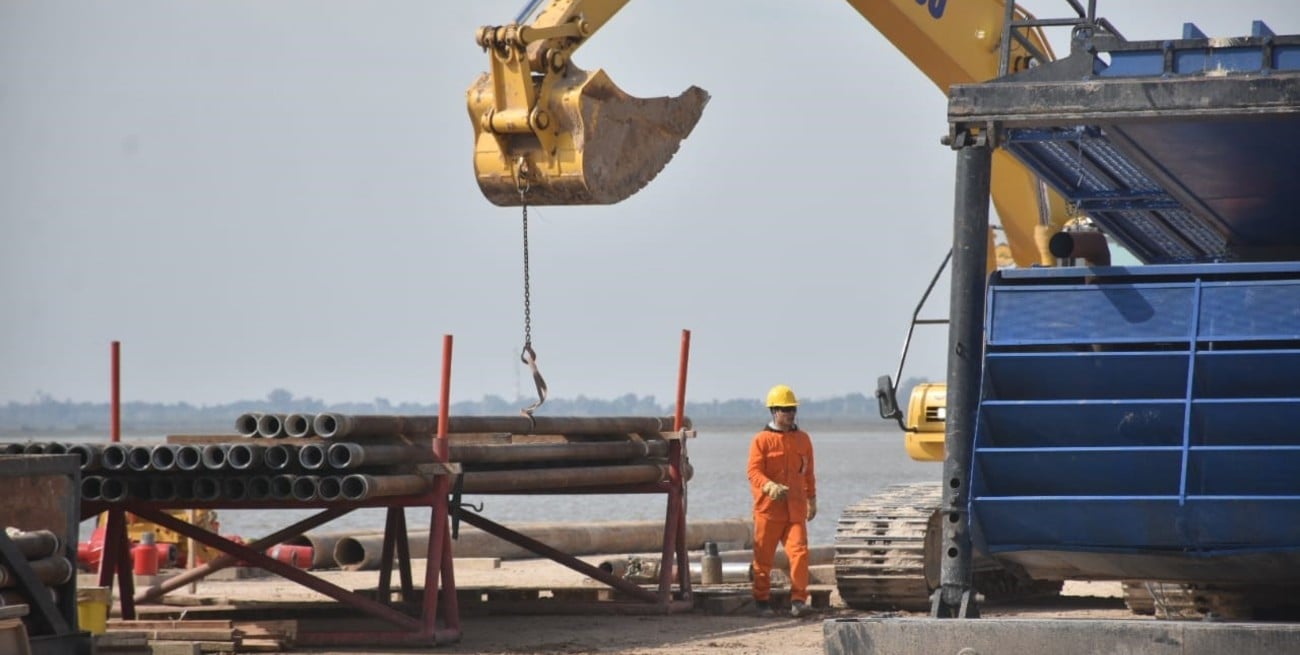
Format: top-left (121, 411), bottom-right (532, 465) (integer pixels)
top-left (467, 1), bottom-right (709, 206)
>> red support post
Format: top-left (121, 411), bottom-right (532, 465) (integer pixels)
top-left (110, 341), bottom-right (121, 443)
top-left (420, 334), bottom-right (460, 641)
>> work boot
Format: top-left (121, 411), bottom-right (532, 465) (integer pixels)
top-left (790, 600), bottom-right (812, 617)
top-left (755, 601), bottom-right (775, 618)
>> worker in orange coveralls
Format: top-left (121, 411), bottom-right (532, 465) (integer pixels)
top-left (747, 384), bottom-right (817, 618)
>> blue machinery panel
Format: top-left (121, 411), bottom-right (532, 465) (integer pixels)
top-left (950, 22), bottom-right (1300, 265)
top-left (970, 264), bottom-right (1300, 581)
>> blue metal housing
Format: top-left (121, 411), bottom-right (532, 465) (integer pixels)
top-left (970, 262), bottom-right (1300, 583)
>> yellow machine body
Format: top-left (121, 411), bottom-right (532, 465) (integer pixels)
top-left (903, 382), bottom-right (947, 462)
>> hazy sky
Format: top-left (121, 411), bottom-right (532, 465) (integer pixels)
top-left (3, 1), bottom-right (1297, 407)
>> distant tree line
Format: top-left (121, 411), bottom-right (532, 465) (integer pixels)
top-left (0, 381), bottom-right (931, 437)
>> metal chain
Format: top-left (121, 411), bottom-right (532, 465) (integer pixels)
top-left (516, 171), bottom-right (548, 421)
top-left (521, 193), bottom-right (533, 351)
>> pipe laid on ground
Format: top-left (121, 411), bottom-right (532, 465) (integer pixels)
top-left (285, 531), bottom-right (355, 569)
top-left (331, 518), bottom-right (752, 570)
top-left (313, 414), bottom-right (688, 440)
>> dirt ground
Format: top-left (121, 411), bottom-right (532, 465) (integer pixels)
top-left (111, 556), bottom-right (1136, 655)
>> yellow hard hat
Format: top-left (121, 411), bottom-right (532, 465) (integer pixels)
top-left (766, 384), bottom-right (799, 408)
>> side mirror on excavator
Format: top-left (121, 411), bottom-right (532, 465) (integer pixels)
top-left (876, 375), bottom-right (905, 429)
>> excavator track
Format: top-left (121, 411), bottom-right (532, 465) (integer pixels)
top-left (834, 482), bottom-right (1064, 611)
top-left (834, 482), bottom-right (941, 611)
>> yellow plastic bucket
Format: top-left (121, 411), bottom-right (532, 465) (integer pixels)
top-left (76, 586), bottom-right (111, 635)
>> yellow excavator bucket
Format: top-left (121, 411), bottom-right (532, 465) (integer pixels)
top-left (467, 66), bottom-right (709, 206)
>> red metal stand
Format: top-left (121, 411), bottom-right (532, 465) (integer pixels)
top-left (88, 329), bottom-right (694, 642)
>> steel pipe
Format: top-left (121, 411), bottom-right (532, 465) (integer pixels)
top-left (149, 445), bottom-right (179, 471)
top-left (256, 413), bottom-right (288, 439)
top-left (127, 446), bottom-right (153, 471)
top-left (284, 413), bottom-right (316, 438)
top-left (81, 476), bottom-right (104, 501)
top-left (148, 477), bottom-right (178, 501)
top-left (246, 476), bottom-right (272, 500)
top-left (99, 477), bottom-right (144, 502)
top-left (222, 477), bottom-right (250, 502)
top-left (201, 444), bottom-right (230, 470)
top-left (326, 443), bottom-right (432, 469)
top-left (235, 412), bottom-right (262, 438)
top-left (101, 444), bottom-right (130, 471)
top-left (317, 476), bottom-right (343, 502)
top-left (175, 444), bottom-right (203, 471)
top-left (0, 556), bottom-right (73, 589)
top-left (285, 531), bottom-right (354, 569)
top-left (264, 444), bottom-right (297, 471)
top-left (331, 518), bottom-right (752, 570)
top-left (291, 475), bottom-right (320, 501)
top-left (453, 440), bottom-right (669, 465)
top-left (227, 443), bottom-right (264, 471)
top-left (298, 443), bottom-right (328, 470)
top-left (313, 413), bottom-right (687, 440)
top-left (6, 529), bottom-right (60, 560)
top-left (459, 463), bottom-right (676, 493)
top-left (66, 443), bottom-right (101, 471)
top-left (194, 477), bottom-right (222, 501)
top-left (339, 474), bottom-right (429, 501)
top-left (270, 474), bottom-right (295, 500)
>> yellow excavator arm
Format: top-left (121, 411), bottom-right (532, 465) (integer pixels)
top-left (467, 0), bottom-right (708, 206)
top-left (468, 0), bottom-right (1074, 265)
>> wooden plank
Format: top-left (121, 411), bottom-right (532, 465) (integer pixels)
top-left (108, 619), bottom-right (234, 630)
top-left (236, 638), bottom-right (287, 652)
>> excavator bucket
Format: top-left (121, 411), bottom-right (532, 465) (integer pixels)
top-left (468, 66), bottom-right (709, 206)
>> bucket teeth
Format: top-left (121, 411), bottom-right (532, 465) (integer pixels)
top-left (470, 67), bottom-right (709, 206)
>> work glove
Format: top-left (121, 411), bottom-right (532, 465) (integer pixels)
top-left (761, 480), bottom-right (789, 500)
top-left (807, 497), bottom-right (817, 521)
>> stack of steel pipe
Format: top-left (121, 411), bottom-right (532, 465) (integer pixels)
top-left (0, 528), bottom-right (72, 611)
top-left (72, 412), bottom-right (690, 504)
